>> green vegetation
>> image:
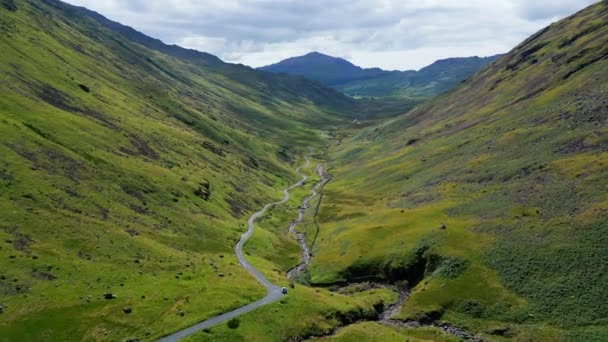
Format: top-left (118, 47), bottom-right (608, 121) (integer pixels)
top-left (314, 322), bottom-right (460, 342)
top-left (226, 318), bottom-right (240, 329)
top-left (335, 56), bottom-right (501, 100)
top-left (259, 51), bottom-right (500, 100)
top-left (1, 0), bottom-right (607, 341)
top-left (183, 285), bottom-right (395, 341)
top-left (307, 1), bottom-right (608, 340)
top-left (0, 1), bottom-right (359, 341)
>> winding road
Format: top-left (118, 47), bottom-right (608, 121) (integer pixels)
top-left (157, 152), bottom-right (313, 342)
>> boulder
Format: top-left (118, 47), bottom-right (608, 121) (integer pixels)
top-left (104, 293), bottom-right (117, 300)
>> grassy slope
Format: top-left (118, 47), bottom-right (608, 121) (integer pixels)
top-left (315, 322), bottom-right (459, 342)
top-left (184, 152), bottom-right (404, 342)
top-left (183, 285), bottom-right (396, 342)
top-left (333, 56), bottom-right (501, 100)
top-left (0, 1), bottom-right (359, 341)
top-left (310, 2), bottom-right (608, 341)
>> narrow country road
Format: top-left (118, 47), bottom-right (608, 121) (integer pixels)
top-left (156, 152), bottom-right (313, 342)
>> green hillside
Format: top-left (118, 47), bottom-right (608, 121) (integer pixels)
top-left (260, 52), bottom-right (500, 100)
top-left (2, 0), bottom-right (607, 341)
top-left (335, 56), bottom-right (501, 99)
top-left (0, 0), bottom-right (379, 340)
top-left (305, 1), bottom-right (608, 340)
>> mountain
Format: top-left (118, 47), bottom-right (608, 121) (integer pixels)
top-left (2, 0), bottom-right (607, 341)
top-left (259, 52), bottom-right (391, 86)
top-left (297, 1), bottom-right (607, 341)
top-left (259, 52), bottom-right (502, 99)
top-left (336, 55), bottom-right (502, 99)
top-left (0, 0), bottom-right (384, 340)
top-left (49, 0), bottom-right (223, 66)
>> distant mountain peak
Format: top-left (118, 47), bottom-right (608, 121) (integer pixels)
top-left (258, 52), bottom-right (373, 85)
top-left (259, 52), bottom-right (502, 98)
top-left (304, 51), bottom-right (330, 57)
top-left (271, 51), bottom-right (353, 65)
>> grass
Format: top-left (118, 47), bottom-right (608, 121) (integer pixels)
top-left (0, 1), bottom-right (355, 340)
top-left (313, 322), bottom-right (460, 342)
top-left (181, 152), bottom-right (405, 342)
top-left (183, 284), bottom-right (396, 341)
top-left (243, 153), bottom-right (326, 281)
top-left (304, 2), bottom-right (608, 340)
top-left (1, 1), bottom-right (607, 341)
top-left (2, 1), bottom-right (416, 340)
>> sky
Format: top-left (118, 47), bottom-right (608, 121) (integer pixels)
top-left (63, 0), bottom-right (598, 71)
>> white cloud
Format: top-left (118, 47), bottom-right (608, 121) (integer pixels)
top-left (514, 0), bottom-right (595, 20)
top-left (64, 0), bottom-right (599, 70)
top-left (179, 36), bottom-right (228, 56)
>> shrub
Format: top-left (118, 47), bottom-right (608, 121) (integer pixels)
top-left (434, 257), bottom-right (469, 279)
top-left (227, 318), bottom-right (240, 329)
top-left (458, 299), bottom-right (483, 318)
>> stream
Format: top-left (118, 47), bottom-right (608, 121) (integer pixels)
top-left (287, 162), bottom-right (330, 280)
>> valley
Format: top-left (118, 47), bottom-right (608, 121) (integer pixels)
top-left (1, 0), bottom-right (607, 341)
top-left (158, 151), bottom-right (316, 342)
top-left (0, 0), bottom-right (358, 340)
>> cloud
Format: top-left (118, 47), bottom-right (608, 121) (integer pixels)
top-left (63, 0), bottom-right (599, 70)
top-left (515, 0), bottom-right (595, 20)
